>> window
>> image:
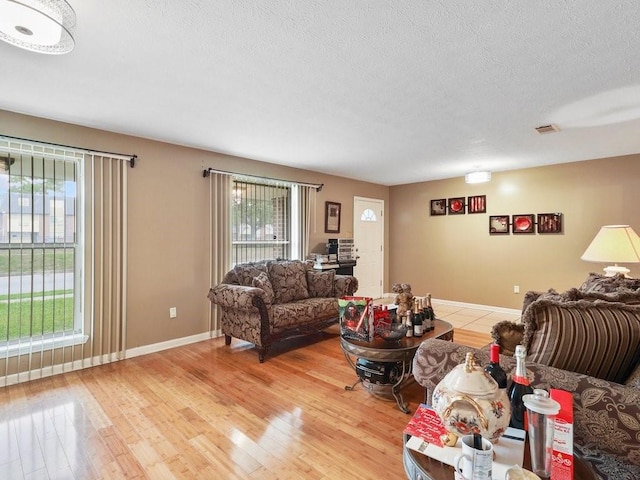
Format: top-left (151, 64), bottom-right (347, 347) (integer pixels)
top-left (231, 179), bottom-right (291, 264)
top-left (361, 208), bottom-right (377, 222)
top-left (0, 151), bottom-right (82, 356)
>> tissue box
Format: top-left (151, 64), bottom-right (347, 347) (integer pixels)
top-left (550, 389), bottom-right (573, 480)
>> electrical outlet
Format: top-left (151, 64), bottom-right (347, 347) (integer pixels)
top-left (513, 285), bottom-right (520, 294)
top-left (169, 307), bottom-right (177, 318)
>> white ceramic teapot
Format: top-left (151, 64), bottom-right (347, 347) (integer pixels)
top-left (432, 352), bottom-right (511, 445)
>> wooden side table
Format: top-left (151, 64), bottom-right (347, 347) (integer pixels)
top-left (341, 319), bottom-right (454, 413)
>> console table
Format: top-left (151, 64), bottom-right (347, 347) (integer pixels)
top-left (340, 319), bottom-right (454, 413)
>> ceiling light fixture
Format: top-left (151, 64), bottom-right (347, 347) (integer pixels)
top-left (0, 0), bottom-right (76, 54)
top-left (464, 170), bottom-right (491, 184)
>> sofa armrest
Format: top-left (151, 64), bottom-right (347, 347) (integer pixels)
top-left (207, 284), bottom-right (270, 310)
top-left (335, 275), bottom-right (359, 297)
top-left (413, 339), bottom-right (640, 472)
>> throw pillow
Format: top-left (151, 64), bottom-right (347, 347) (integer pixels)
top-left (579, 272), bottom-right (640, 294)
top-left (233, 261), bottom-right (268, 287)
top-left (490, 320), bottom-right (525, 357)
top-left (572, 287), bottom-right (640, 305)
top-left (267, 260), bottom-right (309, 304)
top-left (306, 269), bottom-right (335, 298)
top-left (524, 299), bottom-right (640, 383)
top-left (252, 272), bottom-right (274, 305)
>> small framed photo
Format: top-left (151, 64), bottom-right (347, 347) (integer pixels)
top-left (324, 201), bottom-right (341, 233)
top-left (430, 199), bottom-right (447, 216)
top-left (489, 215), bottom-right (510, 234)
top-left (467, 195), bottom-right (486, 214)
top-left (448, 197), bottom-right (466, 215)
top-left (512, 214), bottom-right (535, 234)
top-left (537, 213), bottom-right (563, 234)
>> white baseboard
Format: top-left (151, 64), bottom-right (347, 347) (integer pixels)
top-left (382, 294), bottom-right (520, 316)
top-left (0, 330), bottom-right (223, 388)
top-left (125, 330), bottom-right (222, 359)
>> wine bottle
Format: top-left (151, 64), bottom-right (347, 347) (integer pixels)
top-left (484, 344), bottom-right (508, 389)
top-left (508, 344), bottom-right (534, 430)
top-left (405, 310), bottom-right (413, 337)
top-left (413, 298), bottom-right (423, 337)
top-left (425, 293), bottom-right (435, 331)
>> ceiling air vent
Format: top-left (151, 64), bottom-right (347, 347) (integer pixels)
top-left (535, 124), bottom-right (560, 134)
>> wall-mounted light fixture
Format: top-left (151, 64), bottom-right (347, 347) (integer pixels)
top-left (464, 170), bottom-right (492, 184)
top-left (0, 0), bottom-right (76, 54)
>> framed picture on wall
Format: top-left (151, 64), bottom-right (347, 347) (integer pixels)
top-left (468, 195), bottom-right (487, 214)
top-left (430, 199), bottom-right (447, 216)
top-left (537, 213), bottom-right (563, 234)
top-left (448, 197), bottom-right (466, 215)
top-left (512, 214), bottom-right (535, 234)
top-left (489, 215), bottom-right (510, 234)
top-left (325, 201), bottom-right (341, 233)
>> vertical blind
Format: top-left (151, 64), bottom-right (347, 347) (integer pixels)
top-left (0, 138), bottom-right (128, 386)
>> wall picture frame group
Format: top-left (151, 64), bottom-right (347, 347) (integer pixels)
top-left (324, 201), bottom-right (341, 233)
top-left (489, 212), bottom-right (564, 235)
top-left (431, 196), bottom-right (488, 216)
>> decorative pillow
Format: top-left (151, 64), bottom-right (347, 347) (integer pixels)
top-left (267, 260), bottom-right (309, 304)
top-left (524, 299), bottom-right (640, 383)
top-left (490, 320), bottom-right (525, 357)
top-left (521, 289), bottom-right (578, 315)
top-left (579, 272), bottom-right (640, 294)
top-left (306, 269), bottom-right (335, 298)
top-left (233, 261), bottom-right (268, 287)
top-left (571, 287), bottom-right (640, 305)
top-left (251, 272), bottom-right (274, 305)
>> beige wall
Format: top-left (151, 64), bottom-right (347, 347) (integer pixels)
top-left (389, 155), bottom-right (640, 309)
top-left (4, 107), bottom-right (640, 346)
top-left (0, 110), bottom-right (389, 350)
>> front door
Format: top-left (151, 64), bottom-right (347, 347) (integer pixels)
top-left (353, 197), bottom-right (384, 299)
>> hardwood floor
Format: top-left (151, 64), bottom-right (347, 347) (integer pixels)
top-left (0, 327), bottom-right (490, 479)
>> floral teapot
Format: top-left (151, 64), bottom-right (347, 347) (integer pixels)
top-left (432, 352), bottom-right (510, 445)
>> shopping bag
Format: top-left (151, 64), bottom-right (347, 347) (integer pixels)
top-left (339, 296), bottom-right (374, 342)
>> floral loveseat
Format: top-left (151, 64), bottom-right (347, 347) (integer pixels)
top-left (208, 260), bottom-right (358, 362)
top-left (413, 339), bottom-right (640, 480)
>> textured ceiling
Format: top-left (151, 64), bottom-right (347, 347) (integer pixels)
top-left (1, 1), bottom-right (640, 185)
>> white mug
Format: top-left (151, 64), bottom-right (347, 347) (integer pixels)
top-left (453, 434), bottom-right (493, 480)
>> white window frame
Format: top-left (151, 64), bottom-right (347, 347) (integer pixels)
top-left (0, 145), bottom-right (88, 358)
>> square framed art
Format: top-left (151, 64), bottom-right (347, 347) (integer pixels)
top-left (537, 213), bottom-right (563, 234)
top-left (448, 197), bottom-right (466, 215)
top-left (430, 199), bottom-right (447, 216)
top-left (489, 215), bottom-right (510, 234)
top-left (468, 195), bottom-right (486, 214)
top-left (512, 214), bottom-right (535, 234)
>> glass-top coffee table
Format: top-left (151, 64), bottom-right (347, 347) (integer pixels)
top-left (340, 319), bottom-right (454, 413)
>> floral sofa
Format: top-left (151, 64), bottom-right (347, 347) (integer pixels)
top-left (468, 272), bottom-right (640, 478)
top-left (413, 339), bottom-right (640, 480)
top-left (208, 259), bottom-right (358, 362)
